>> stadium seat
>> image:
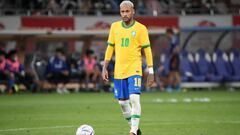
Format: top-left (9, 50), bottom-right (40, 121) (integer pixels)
top-left (194, 49), bottom-right (222, 82)
top-left (229, 49), bottom-right (240, 81)
top-left (180, 49), bottom-right (194, 82)
top-left (212, 49), bottom-right (239, 82)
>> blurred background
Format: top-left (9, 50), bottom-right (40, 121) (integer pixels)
top-left (0, 0), bottom-right (240, 94)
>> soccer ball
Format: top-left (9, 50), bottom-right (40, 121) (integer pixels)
top-left (76, 124), bottom-right (94, 135)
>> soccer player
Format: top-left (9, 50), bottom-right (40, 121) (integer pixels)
top-left (102, 1), bottom-right (154, 135)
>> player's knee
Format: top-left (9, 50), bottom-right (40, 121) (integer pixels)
top-left (130, 94), bottom-right (140, 105)
top-left (130, 94), bottom-right (141, 115)
top-left (118, 100), bottom-right (129, 107)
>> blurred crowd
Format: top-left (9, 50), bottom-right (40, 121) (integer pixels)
top-left (0, 48), bottom-right (112, 94)
top-left (0, 0), bottom-right (239, 15)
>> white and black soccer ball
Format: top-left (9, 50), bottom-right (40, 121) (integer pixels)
top-left (76, 124), bottom-right (94, 135)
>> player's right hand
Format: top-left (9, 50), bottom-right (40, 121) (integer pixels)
top-left (102, 68), bottom-right (109, 82)
top-left (147, 73), bottom-right (154, 87)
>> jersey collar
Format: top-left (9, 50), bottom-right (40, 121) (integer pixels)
top-left (121, 20), bottom-right (135, 29)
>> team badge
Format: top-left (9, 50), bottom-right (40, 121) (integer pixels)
top-left (131, 31), bottom-right (136, 37)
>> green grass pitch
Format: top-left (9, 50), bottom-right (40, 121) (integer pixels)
top-left (0, 90), bottom-right (240, 135)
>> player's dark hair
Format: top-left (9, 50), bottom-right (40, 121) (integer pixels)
top-left (56, 48), bottom-right (65, 55)
top-left (85, 49), bottom-right (94, 56)
top-left (166, 28), bottom-right (174, 34)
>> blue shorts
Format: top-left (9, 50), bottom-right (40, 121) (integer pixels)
top-left (114, 75), bottom-right (142, 100)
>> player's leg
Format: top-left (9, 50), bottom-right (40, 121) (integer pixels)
top-left (61, 73), bottom-right (69, 93)
top-left (129, 94), bottom-right (141, 135)
top-left (8, 72), bottom-right (16, 94)
top-left (128, 75), bottom-right (142, 135)
top-left (114, 79), bottom-right (132, 125)
top-left (166, 71), bottom-right (174, 92)
top-left (0, 72), bottom-right (9, 93)
top-left (174, 71), bottom-right (181, 91)
top-left (119, 100), bottom-right (131, 125)
top-left (51, 73), bottom-right (64, 94)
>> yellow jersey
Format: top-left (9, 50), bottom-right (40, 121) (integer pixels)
top-left (106, 20), bottom-right (151, 79)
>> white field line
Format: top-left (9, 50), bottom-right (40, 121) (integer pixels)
top-left (214, 120), bottom-right (240, 124)
top-left (0, 125), bottom-right (77, 132)
top-left (152, 97), bottom-right (211, 103)
top-left (1, 120), bottom-right (240, 132)
top-left (155, 120), bottom-right (240, 125)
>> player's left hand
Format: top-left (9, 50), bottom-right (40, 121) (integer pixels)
top-left (147, 73), bottom-right (154, 87)
top-left (102, 67), bottom-right (109, 82)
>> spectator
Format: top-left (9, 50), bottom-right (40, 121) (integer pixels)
top-left (83, 49), bottom-right (98, 90)
top-left (165, 28), bottom-right (181, 92)
top-left (159, 0), bottom-right (169, 14)
top-left (24, 68), bottom-right (38, 93)
top-left (169, 0), bottom-right (181, 14)
top-left (77, 0), bottom-right (92, 15)
top-left (62, 0), bottom-right (77, 11)
top-left (69, 56), bottom-right (86, 89)
top-left (145, 0), bottom-right (161, 16)
top-left (7, 50), bottom-right (30, 94)
top-left (202, 0), bottom-right (214, 14)
top-left (92, 56), bottom-right (102, 90)
top-left (155, 62), bottom-right (168, 91)
top-left (45, 48), bottom-right (70, 94)
top-left (47, 0), bottom-right (62, 14)
top-left (184, 0), bottom-right (202, 14)
top-left (92, 0), bottom-right (104, 15)
top-left (103, 0), bottom-right (119, 14)
top-left (135, 0), bottom-right (147, 15)
top-left (215, 0), bottom-right (229, 14)
top-left (166, 28), bottom-right (179, 55)
top-left (0, 50), bottom-right (10, 93)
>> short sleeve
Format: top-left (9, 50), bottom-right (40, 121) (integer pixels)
top-left (107, 24), bottom-right (115, 46)
top-left (139, 26), bottom-right (150, 48)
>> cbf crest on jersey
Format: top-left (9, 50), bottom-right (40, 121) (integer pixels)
top-left (131, 31), bottom-right (136, 37)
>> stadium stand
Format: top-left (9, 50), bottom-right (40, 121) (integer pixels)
top-left (180, 48), bottom-right (240, 89)
top-left (180, 50), bottom-right (216, 89)
top-left (212, 49), bottom-right (233, 82)
top-left (179, 49), bottom-right (194, 82)
top-left (0, 0), bottom-right (239, 16)
top-left (194, 49), bottom-right (222, 82)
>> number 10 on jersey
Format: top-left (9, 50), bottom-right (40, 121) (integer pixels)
top-left (134, 78), bottom-right (141, 87)
top-left (121, 38), bottom-right (129, 47)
